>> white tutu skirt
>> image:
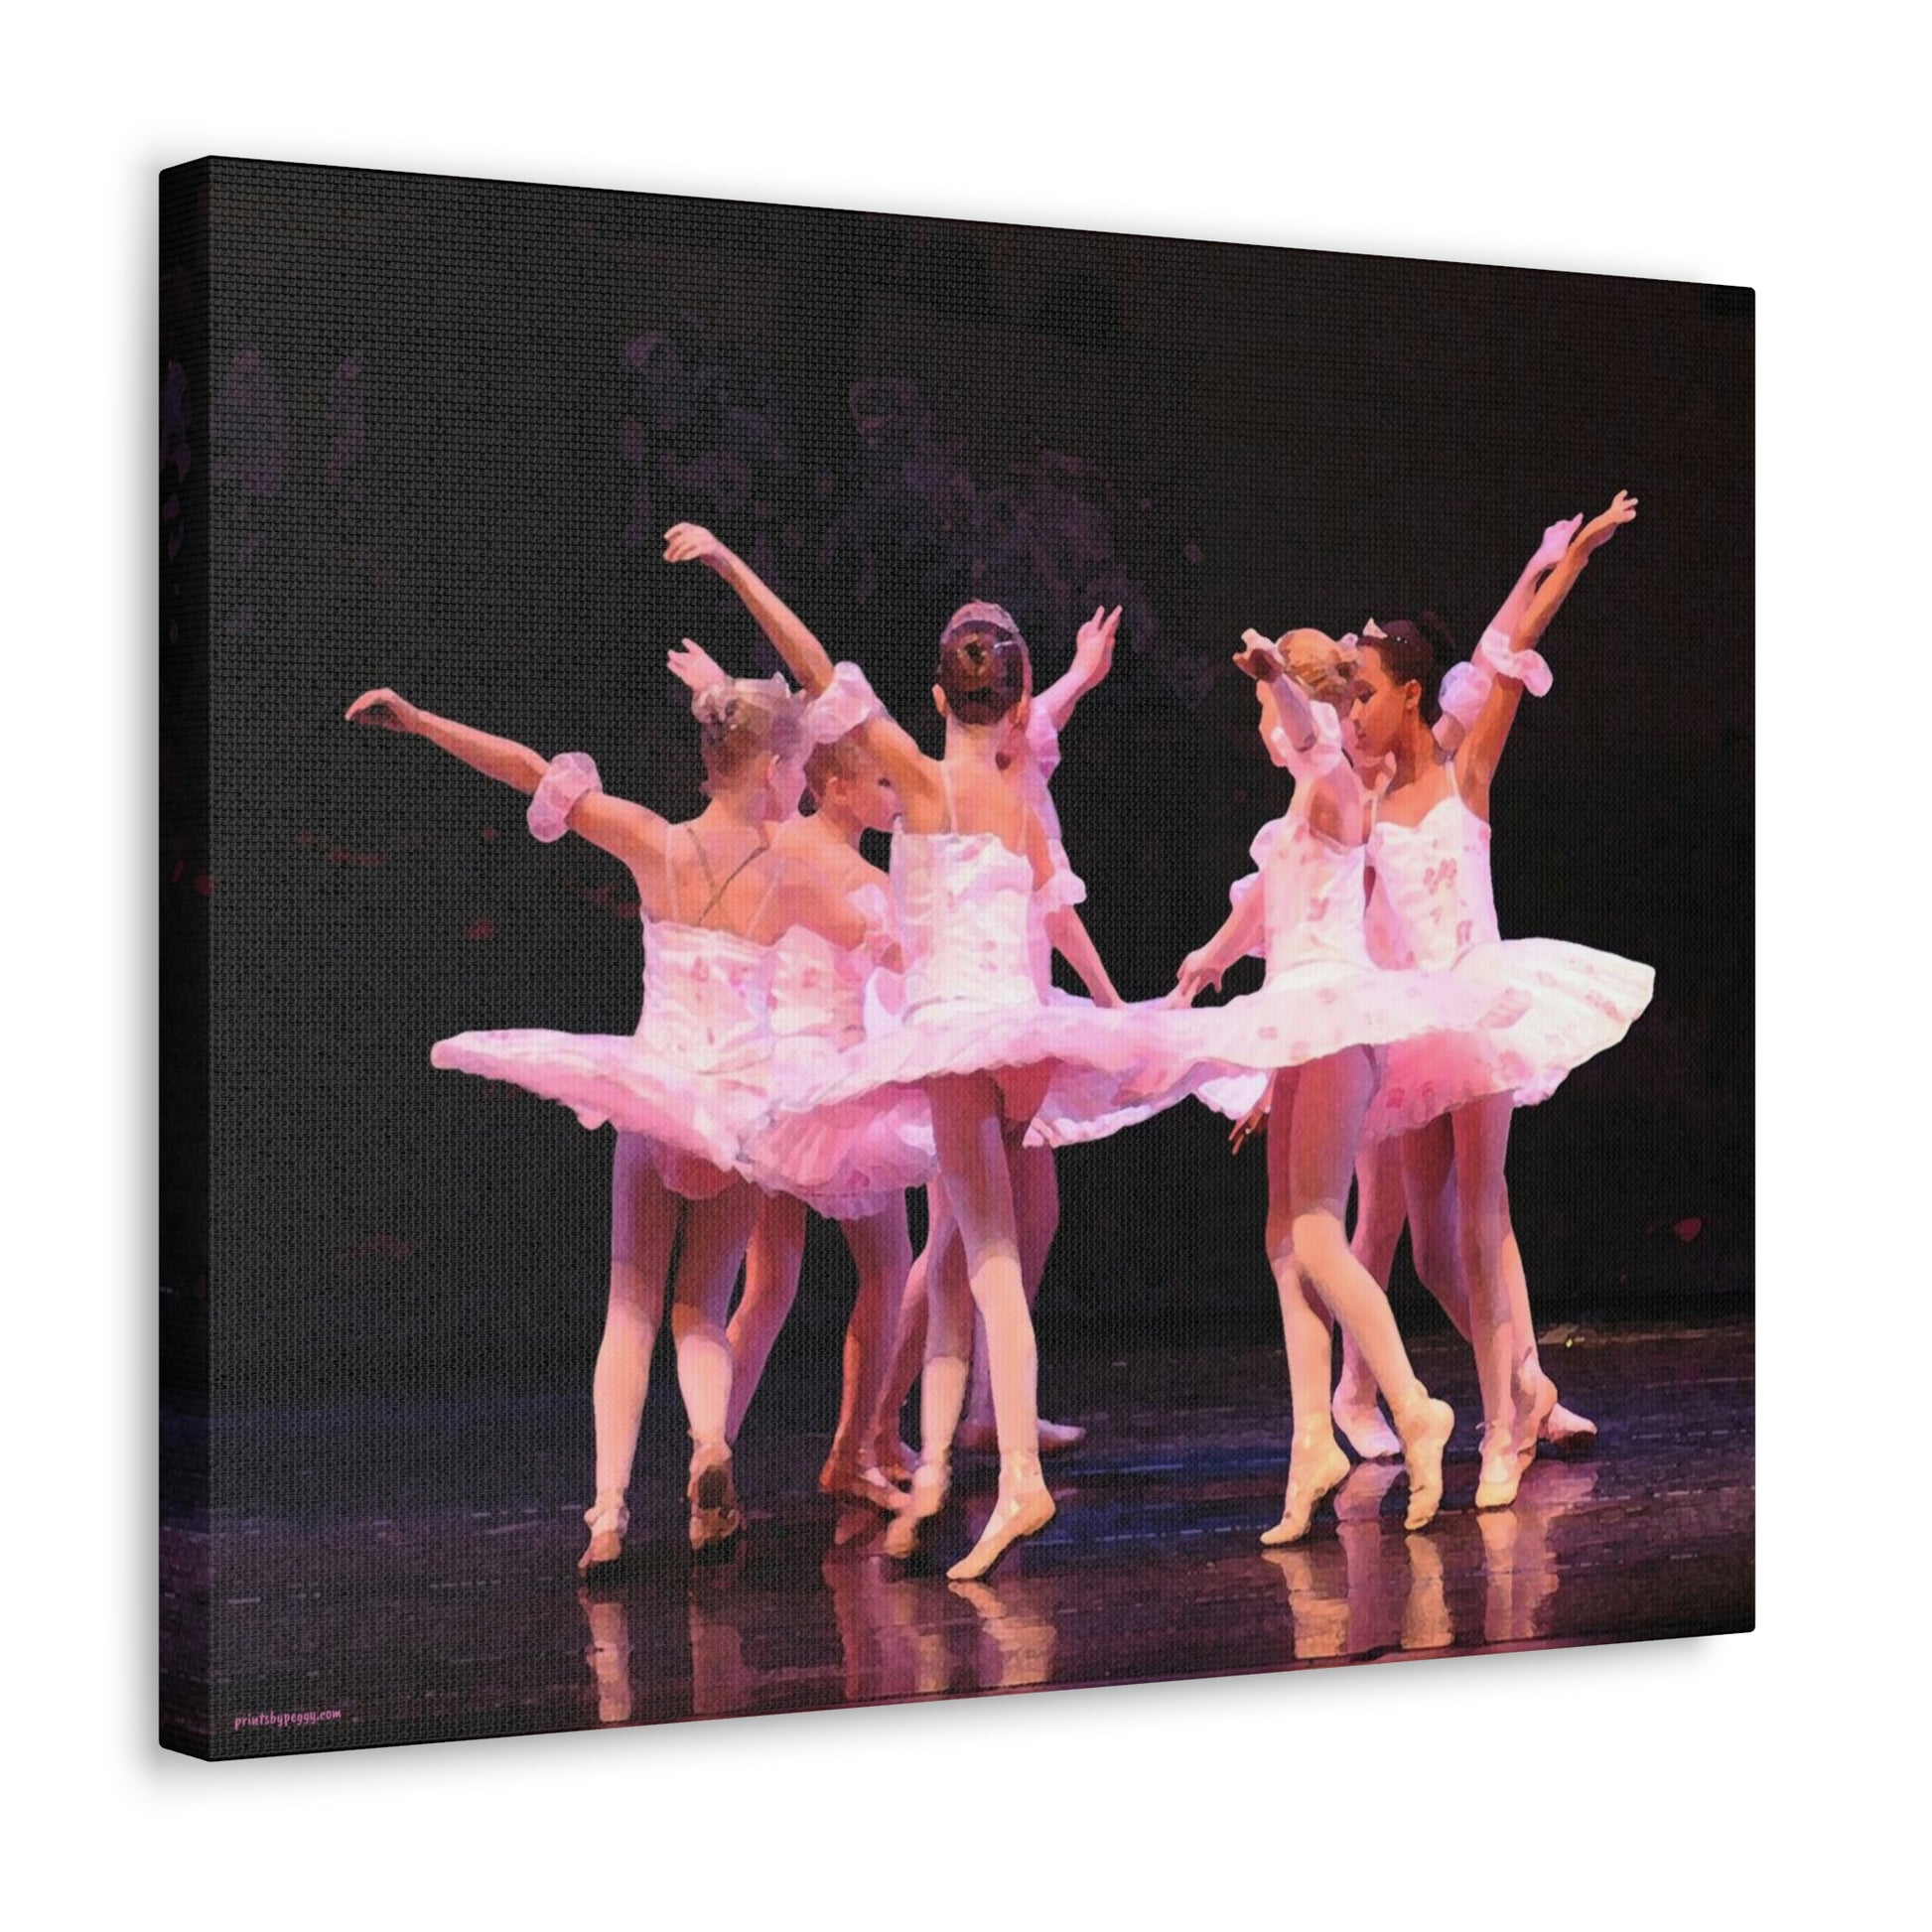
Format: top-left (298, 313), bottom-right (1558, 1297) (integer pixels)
top-left (778, 989), bottom-right (1169, 1147)
top-left (1135, 956), bottom-right (1528, 1125)
top-left (430, 1028), bottom-right (760, 1201)
top-left (740, 1039), bottom-right (935, 1220)
top-left (1359, 938), bottom-right (1655, 1140)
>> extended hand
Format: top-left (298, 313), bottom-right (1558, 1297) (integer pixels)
top-left (667, 637), bottom-right (730, 692)
top-left (345, 688), bottom-right (419, 734)
top-left (1233, 628), bottom-right (1284, 681)
top-left (1072, 604), bottom-right (1123, 684)
top-left (662, 522), bottom-right (728, 568)
top-left (1580, 490), bottom-right (1638, 551)
top-left (1168, 948), bottom-right (1224, 1007)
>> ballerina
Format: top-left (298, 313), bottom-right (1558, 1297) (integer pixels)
top-left (1331, 517), bottom-right (1601, 1459)
top-left (1161, 626), bottom-right (1511, 1540)
top-left (654, 638), bottom-right (926, 1513)
top-left (344, 675), bottom-right (874, 1566)
top-left (663, 521), bottom-right (1152, 1580)
top-left (876, 603), bottom-right (1123, 1464)
top-left (1346, 490), bottom-right (1653, 1508)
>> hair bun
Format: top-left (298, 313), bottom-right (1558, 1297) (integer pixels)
top-left (1414, 609), bottom-right (1458, 660)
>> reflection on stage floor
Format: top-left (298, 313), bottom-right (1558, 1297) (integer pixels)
top-left (166, 1323), bottom-right (1752, 1755)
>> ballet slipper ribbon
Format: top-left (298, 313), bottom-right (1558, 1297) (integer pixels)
top-left (802, 661), bottom-right (885, 743)
top-left (1476, 625), bottom-right (1553, 696)
top-left (527, 752), bottom-right (603, 843)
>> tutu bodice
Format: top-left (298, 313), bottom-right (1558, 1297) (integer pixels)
top-left (893, 831), bottom-right (1042, 1015)
top-left (768, 882), bottom-right (895, 1049)
top-left (1147, 700), bottom-right (1521, 1122)
top-left (637, 917), bottom-right (782, 1067)
top-left (1364, 786), bottom-right (1501, 968)
top-left (1357, 779), bottom-right (1655, 1137)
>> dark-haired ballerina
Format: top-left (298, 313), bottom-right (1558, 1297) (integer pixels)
top-left (663, 522), bottom-right (1153, 1579)
top-left (1161, 627), bottom-right (1506, 1538)
top-left (1346, 492), bottom-right (1652, 1506)
top-left (345, 675), bottom-right (876, 1567)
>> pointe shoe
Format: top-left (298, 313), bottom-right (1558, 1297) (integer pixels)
top-left (1259, 1428), bottom-right (1352, 1546)
top-left (884, 1456), bottom-right (950, 1560)
top-left (1331, 1386), bottom-right (1404, 1461)
top-left (873, 1437), bottom-right (918, 1485)
top-left (819, 1460), bottom-right (907, 1513)
top-left (1474, 1421), bottom-right (1522, 1510)
top-left (946, 1453), bottom-right (1055, 1582)
top-left (579, 1490), bottom-right (630, 1572)
top-left (687, 1451), bottom-right (743, 1552)
top-left (958, 1417), bottom-right (1086, 1454)
top-left (1510, 1362), bottom-right (1560, 1471)
top-left (1541, 1402), bottom-right (1598, 1450)
top-left (1394, 1388), bottom-right (1455, 1532)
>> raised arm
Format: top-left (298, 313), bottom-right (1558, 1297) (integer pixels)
top-left (1485, 516), bottom-right (1584, 642)
top-left (662, 520), bottom-right (938, 812)
top-left (1035, 604), bottom-right (1122, 733)
top-left (345, 689), bottom-right (669, 876)
top-left (1457, 490), bottom-right (1639, 797)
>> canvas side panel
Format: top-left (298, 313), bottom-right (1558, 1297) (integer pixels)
top-left (159, 157), bottom-right (214, 1759)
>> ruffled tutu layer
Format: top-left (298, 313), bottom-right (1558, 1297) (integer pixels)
top-left (1130, 958), bottom-right (1528, 1124)
top-left (430, 1028), bottom-right (759, 1200)
top-left (740, 1041), bottom-right (935, 1219)
top-left (777, 990), bottom-right (1173, 1145)
top-left (1359, 938), bottom-right (1654, 1140)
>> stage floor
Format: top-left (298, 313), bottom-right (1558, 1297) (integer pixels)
top-left (167, 1321), bottom-right (1753, 1755)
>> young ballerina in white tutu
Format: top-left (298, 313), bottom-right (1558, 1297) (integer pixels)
top-left (653, 640), bottom-right (928, 1513)
top-left (344, 676), bottom-right (881, 1566)
top-left (1345, 491), bottom-right (1652, 1508)
top-left (1333, 517), bottom-right (1601, 1460)
top-left (1161, 628), bottom-right (1511, 1539)
top-left (875, 603), bottom-right (1123, 1464)
top-left (663, 521), bottom-right (1150, 1579)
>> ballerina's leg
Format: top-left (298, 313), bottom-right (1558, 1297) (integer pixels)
top-left (964, 1139), bottom-right (1068, 1442)
top-left (1400, 1116), bottom-right (1472, 1340)
top-left (926, 1071), bottom-right (1054, 1580)
top-left (725, 1189), bottom-right (808, 1444)
top-left (1287, 1049), bottom-right (1455, 1533)
top-left (671, 1177), bottom-right (762, 1545)
top-left (885, 1178), bottom-right (971, 1556)
top-left (1334, 1134), bottom-right (1409, 1459)
top-left (592, 1135), bottom-right (679, 1502)
top-left (824, 1198), bottom-right (914, 1501)
top-left (1450, 1093), bottom-right (1528, 1506)
top-left (1261, 1064), bottom-right (1353, 1543)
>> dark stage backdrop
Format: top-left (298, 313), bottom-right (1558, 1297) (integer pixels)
top-left (162, 160), bottom-right (1751, 1416)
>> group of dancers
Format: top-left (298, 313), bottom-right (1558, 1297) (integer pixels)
top-left (345, 489), bottom-right (1651, 1584)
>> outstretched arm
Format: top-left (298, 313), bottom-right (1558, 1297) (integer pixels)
top-left (1045, 905), bottom-right (1123, 1008)
top-left (1036, 604), bottom-right (1122, 733)
top-left (1458, 490), bottom-right (1639, 796)
top-left (1169, 887), bottom-right (1266, 1007)
top-left (663, 520), bottom-right (937, 810)
top-left (345, 689), bottom-right (668, 874)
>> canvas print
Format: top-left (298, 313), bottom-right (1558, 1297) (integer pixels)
top-left (160, 158), bottom-right (1752, 1758)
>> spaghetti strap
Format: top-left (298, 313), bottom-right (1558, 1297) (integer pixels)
top-left (940, 759), bottom-right (956, 834)
top-left (689, 825), bottom-right (770, 928)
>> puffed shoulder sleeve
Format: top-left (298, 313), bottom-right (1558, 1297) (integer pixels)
top-left (803, 662), bottom-right (886, 742)
top-left (527, 752), bottom-right (603, 844)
